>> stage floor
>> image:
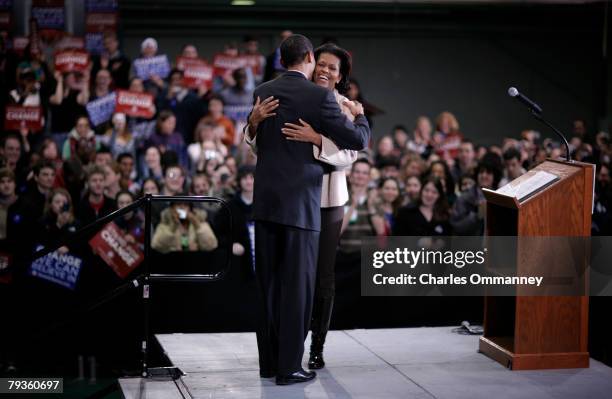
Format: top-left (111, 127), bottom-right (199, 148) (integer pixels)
top-left (119, 327), bottom-right (612, 398)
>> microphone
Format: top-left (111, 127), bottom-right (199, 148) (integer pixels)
top-left (508, 87), bottom-right (543, 115)
top-left (507, 86), bottom-right (570, 161)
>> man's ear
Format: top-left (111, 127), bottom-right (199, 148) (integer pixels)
top-left (305, 51), bottom-right (314, 64)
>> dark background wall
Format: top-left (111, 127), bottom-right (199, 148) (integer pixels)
top-left (118, 0), bottom-right (609, 145)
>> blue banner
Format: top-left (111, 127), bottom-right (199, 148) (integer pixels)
top-left (224, 104), bottom-right (252, 124)
top-left (85, 0), bottom-right (118, 12)
top-left (85, 32), bottom-right (104, 56)
top-left (86, 92), bottom-right (116, 126)
top-left (133, 55), bottom-right (171, 80)
top-left (31, 6), bottom-right (65, 30)
top-left (29, 250), bottom-right (83, 290)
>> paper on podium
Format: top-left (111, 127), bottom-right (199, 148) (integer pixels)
top-left (496, 170), bottom-right (559, 202)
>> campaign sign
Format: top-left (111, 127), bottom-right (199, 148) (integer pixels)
top-left (4, 106), bottom-right (43, 132)
top-left (243, 54), bottom-right (264, 76)
top-left (31, 6), bottom-right (65, 30)
top-left (85, 32), bottom-right (104, 55)
top-left (89, 222), bottom-right (144, 279)
top-left (29, 250), bottom-right (83, 290)
top-left (177, 57), bottom-right (213, 89)
top-left (12, 37), bottom-right (29, 54)
top-left (115, 90), bottom-right (155, 119)
top-left (133, 55), bottom-right (171, 80)
top-left (224, 104), bottom-right (252, 124)
top-left (86, 92), bottom-right (116, 126)
top-left (56, 36), bottom-right (85, 50)
top-left (85, 0), bottom-right (118, 12)
top-left (212, 53), bottom-right (246, 78)
top-left (54, 49), bottom-right (90, 73)
top-left (85, 12), bottom-right (118, 32)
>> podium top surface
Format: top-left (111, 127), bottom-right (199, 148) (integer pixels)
top-left (483, 159), bottom-right (593, 209)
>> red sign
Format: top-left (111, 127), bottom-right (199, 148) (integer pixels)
top-left (89, 222), bottom-right (144, 279)
top-left (85, 12), bottom-right (118, 32)
top-left (4, 106), bottom-right (44, 132)
top-left (212, 53), bottom-right (247, 78)
top-left (115, 90), bottom-right (155, 119)
top-left (242, 54), bottom-right (264, 77)
top-left (54, 49), bottom-right (90, 73)
top-left (177, 57), bottom-right (213, 89)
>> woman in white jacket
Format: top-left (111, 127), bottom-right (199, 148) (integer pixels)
top-left (246, 43), bottom-right (363, 371)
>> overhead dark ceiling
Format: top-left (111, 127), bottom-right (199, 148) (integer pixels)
top-left (119, 0), bottom-right (606, 38)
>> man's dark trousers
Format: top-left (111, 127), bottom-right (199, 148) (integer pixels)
top-left (255, 220), bottom-right (319, 375)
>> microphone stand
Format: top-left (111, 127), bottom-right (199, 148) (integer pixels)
top-left (530, 110), bottom-right (571, 162)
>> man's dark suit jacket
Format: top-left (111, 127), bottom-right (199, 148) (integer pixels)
top-left (252, 71), bottom-right (370, 232)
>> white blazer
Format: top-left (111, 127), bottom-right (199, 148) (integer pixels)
top-left (245, 91), bottom-right (358, 208)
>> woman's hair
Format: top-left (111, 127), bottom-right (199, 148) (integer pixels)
top-left (378, 177), bottom-right (403, 215)
top-left (314, 43), bottom-right (352, 94)
top-left (38, 138), bottom-right (59, 159)
top-left (475, 152), bottom-right (504, 190)
top-left (156, 109), bottom-right (175, 132)
top-left (116, 190), bottom-right (135, 203)
top-left (0, 167), bottom-right (15, 181)
top-left (418, 177), bottom-right (450, 222)
top-left (435, 111), bottom-right (460, 133)
top-left (194, 121), bottom-right (216, 143)
top-left (427, 160), bottom-right (455, 195)
top-left (44, 187), bottom-right (74, 222)
top-left (141, 178), bottom-right (161, 196)
top-left (400, 153), bottom-right (426, 181)
top-left (110, 113), bottom-right (130, 138)
top-left (107, 161), bottom-right (122, 176)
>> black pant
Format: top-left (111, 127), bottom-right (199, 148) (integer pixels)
top-left (254, 221), bottom-right (319, 375)
top-left (314, 206), bottom-right (344, 299)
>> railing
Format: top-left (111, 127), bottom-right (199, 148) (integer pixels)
top-left (29, 194), bottom-right (233, 378)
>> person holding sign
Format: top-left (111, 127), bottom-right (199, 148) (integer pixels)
top-left (91, 31), bottom-right (131, 89)
top-left (9, 68), bottom-right (42, 107)
top-left (49, 70), bottom-right (89, 147)
top-left (136, 37), bottom-right (169, 97)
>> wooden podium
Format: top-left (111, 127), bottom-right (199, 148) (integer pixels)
top-left (479, 159), bottom-right (594, 370)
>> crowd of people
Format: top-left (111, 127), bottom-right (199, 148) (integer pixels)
top-left (0, 27), bottom-right (610, 288)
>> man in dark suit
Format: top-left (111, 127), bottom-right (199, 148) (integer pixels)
top-left (247, 34), bottom-right (370, 385)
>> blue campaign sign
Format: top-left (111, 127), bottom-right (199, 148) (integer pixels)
top-left (29, 250), bottom-right (83, 290)
top-left (85, 0), bottom-right (118, 12)
top-left (133, 55), bottom-right (171, 80)
top-left (85, 32), bottom-right (104, 56)
top-left (224, 104), bottom-right (252, 123)
top-left (31, 6), bottom-right (65, 30)
top-left (86, 92), bottom-right (116, 126)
